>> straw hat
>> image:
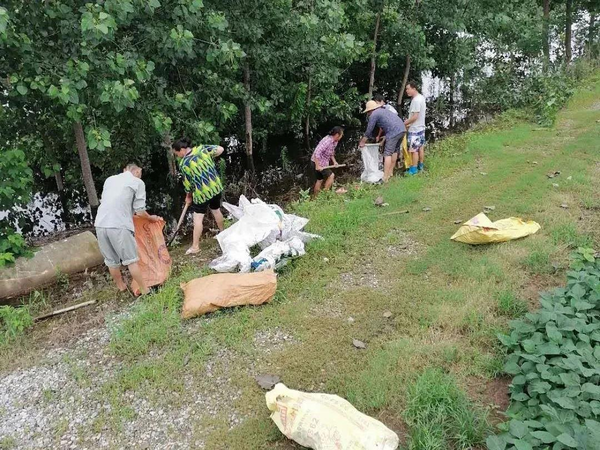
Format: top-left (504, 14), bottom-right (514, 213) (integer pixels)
top-left (362, 100), bottom-right (380, 113)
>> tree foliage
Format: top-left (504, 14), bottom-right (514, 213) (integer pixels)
top-left (0, 0), bottom-right (597, 252)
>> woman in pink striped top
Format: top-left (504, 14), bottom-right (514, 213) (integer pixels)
top-left (310, 126), bottom-right (344, 197)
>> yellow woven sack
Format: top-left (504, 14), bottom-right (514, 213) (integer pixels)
top-left (451, 213), bottom-right (541, 245)
top-left (266, 383), bottom-right (399, 450)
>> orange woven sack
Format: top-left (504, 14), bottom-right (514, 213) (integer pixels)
top-left (181, 270), bottom-right (277, 319)
top-left (131, 216), bottom-right (172, 295)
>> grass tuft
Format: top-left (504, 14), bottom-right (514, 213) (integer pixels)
top-left (404, 369), bottom-right (490, 450)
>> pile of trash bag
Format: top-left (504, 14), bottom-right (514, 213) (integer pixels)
top-left (209, 195), bottom-right (320, 273)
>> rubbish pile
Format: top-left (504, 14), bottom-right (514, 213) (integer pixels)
top-left (266, 383), bottom-right (400, 450)
top-left (209, 195), bottom-right (320, 273)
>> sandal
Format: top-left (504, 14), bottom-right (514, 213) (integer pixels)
top-left (185, 247), bottom-right (201, 255)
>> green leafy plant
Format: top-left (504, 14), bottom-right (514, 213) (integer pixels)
top-left (0, 148), bottom-right (33, 266)
top-left (488, 248), bottom-right (600, 449)
top-left (0, 305), bottom-right (33, 344)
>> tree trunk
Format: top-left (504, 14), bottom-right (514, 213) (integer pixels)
top-left (449, 73), bottom-right (457, 129)
top-left (304, 72), bottom-right (312, 151)
top-left (565, 0), bottom-right (573, 63)
top-left (368, 9), bottom-right (382, 97)
top-left (588, 11), bottom-right (596, 58)
top-left (243, 61), bottom-right (253, 157)
top-left (543, 0), bottom-right (551, 69)
top-left (73, 121), bottom-right (99, 219)
top-left (163, 134), bottom-right (176, 179)
top-left (54, 170), bottom-right (70, 229)
top-left (396, 54), bottom-right (411, 113)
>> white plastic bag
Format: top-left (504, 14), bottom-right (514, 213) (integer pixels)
top-left (209, 201), bottom-right (281, 272)
top-left (360, 144), bottom-right (383, 183)
top-left (211, 196), bottom-right (319, 273)
top-left (266, 383), bottom-right (400, 450)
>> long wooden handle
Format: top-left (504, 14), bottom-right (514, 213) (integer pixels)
top-left (320, 164), bottom-right (347, 170)
top-left (176, 203), bottom-right (190, 229)
top-left (35, 300), bottom-right (96, 322)
top-left (167, 203), bottom-right (189, 246)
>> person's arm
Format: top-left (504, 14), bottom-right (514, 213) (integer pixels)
top-left (358, 136), bottom-right (368, 148)
top-left (133, 182), bottom-right (161, 222)
top-left (331, 155), bottom-right (339, 166)
top-left (375, 127), bottom-right (384, 142)
top-left (135, 210), bottom-right (161, 222)
top-left (404, 112), bottom-right (419, 127)
top-left (211, 145), bottom-right (225, 158)
top-left (364, 113), bottom-right (377, 140)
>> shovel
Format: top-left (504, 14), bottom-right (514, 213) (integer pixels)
top-left (167, 203), bottom-right (189, 247)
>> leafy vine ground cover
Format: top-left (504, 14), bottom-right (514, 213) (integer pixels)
top-left (488, 248), bottom-right (600, 450)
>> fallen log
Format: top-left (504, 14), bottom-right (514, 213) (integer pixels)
top-left (0, 231), bottom-right (104, 300)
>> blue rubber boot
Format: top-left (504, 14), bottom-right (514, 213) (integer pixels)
top-left (408, 166), bottom-right (418, 175)
top-left (418, 162), bottom-right (424, 171)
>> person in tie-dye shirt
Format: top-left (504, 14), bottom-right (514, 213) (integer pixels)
top-left (172, 137), bottom-right (225, 255)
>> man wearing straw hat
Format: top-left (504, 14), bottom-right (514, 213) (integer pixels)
top-left (358, 100), bottom-right (406, 182)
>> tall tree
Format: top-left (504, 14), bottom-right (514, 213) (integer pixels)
top-left (543, 0), bottom-right (551, 68)
top-left (565, 0), bottom-right (573, 63)
top-left (368, 6), bottom-right (383, 97)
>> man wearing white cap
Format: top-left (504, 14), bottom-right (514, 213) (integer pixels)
top-left (358, 100), bottom-right (406, 182)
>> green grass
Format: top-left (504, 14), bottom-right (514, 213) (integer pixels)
top-left (5, 72), bottom-right (600, 448)
top-left (496, 290), bottom-right (528, 318)
top-left (403, 369), bottom-right (490, 450)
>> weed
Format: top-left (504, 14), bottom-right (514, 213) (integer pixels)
top-left (523, 248), bottom-right (552, 274)
top-left (0, 436), bottom-right (16, 449)
top-left (404, 369), bottom-right (490, 450)
top-left (0, 305), bottom-right (33, 344)
top-left (495, 290), bottom-right (528, 318)
top-left (55, 268), bottom-right (69, 291)
top-left (551, 223), bottom-right (592, 249)
top-left (281, 146), bottom-right (292, 173)
top-left (26, 290), bottom-right (49, 316)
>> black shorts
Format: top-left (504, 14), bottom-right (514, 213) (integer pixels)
top-left (189, 192), bottom-right (222, 215)
top-left (311, 161), bottom-right (333, 181)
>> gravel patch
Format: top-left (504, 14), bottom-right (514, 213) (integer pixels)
top-left (253, 327), bottom-right (296, 354)
top-left (0, 313), bottom-right (242, 449)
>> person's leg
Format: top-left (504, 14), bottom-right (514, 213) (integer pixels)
top-left (127, 262), bottom-right (149, 295)
top-left (96, 228), bottom-right (127, 291)
top-left (313, 180), bottom-right (323, 197)
top-left (211, 208), bottom-right (224, 231)
top-left (323, 172), bottom-right (335, 190)
top-left (208, 194), bottom-right (224, 232)
top-left (108, 266), bottom-right (127, 291)
top-left (190, 212), bottom-right (205, 253)
top-left (383, 156), bottom-right (392, 182)
top-left (419, 147), bottom-right (425, 164)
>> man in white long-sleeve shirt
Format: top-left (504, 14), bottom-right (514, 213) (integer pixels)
top-left (94, 163), bottom-right (161, 295)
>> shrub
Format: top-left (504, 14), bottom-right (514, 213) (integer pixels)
top-left (0, 305), bottom-right (33, 344)
top-left (0, 148), bottom-right (33, 266)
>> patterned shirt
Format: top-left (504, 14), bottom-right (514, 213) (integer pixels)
top-left (311, 135), bottom-right (338, 168)
top-left (178, 145), bottom-right (223, 204)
